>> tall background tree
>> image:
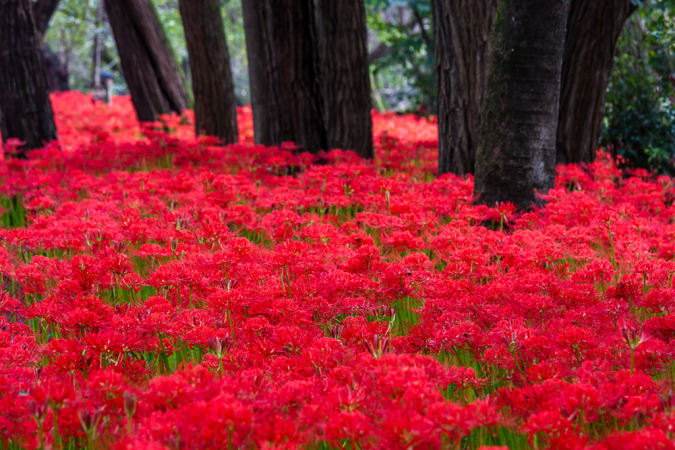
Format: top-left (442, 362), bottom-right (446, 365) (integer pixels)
top-left (32, 0), bottom-right (69, 92)
top-left (20, 0), bottom-right (674, 172)
top-left (474, 0), bottom-right (569, 209)
top-left (91, 0), bottom-right (104, 89)
top-left (0, 0), bottom-right (58, 155)
top-left (33, 0), bottom-right (61, 36)
top-left (556, 0), bottom-right (637, 165)
top-left (242, 0), bottom-right (327, 153)
top-left (433, 0), bottom-right (656, 174)
top-left (104, 0), bottom-right (189, 122)
top-left (434, 0), bottom-right (497, 175)
top-left (179, 0), bottom-right (238, 144)
top-left (316, 0), bottom-right (373, 159)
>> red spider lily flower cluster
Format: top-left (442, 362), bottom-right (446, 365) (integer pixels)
top-left (0, 92), bottom-right (675, 449)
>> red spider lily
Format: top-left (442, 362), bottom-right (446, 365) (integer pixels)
top-left (1, 93), bottom-right (675, 448)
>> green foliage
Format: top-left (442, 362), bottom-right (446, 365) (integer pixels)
top-left (219, 1), bottom-right (249, 104)
top-left (366, 0), bottom-right (435, 113)
top-left (43, 0), bottom-right (431, 111)
top-left (43, 0), bottom-right (110, 90)
top-left (43, 0), bottom-right (250, 103)
top-left (601, 2), bottom-right (675, 174)
top-left (0, 196), bottom-right (25, 229)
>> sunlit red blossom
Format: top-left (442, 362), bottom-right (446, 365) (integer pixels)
top-left (592, 428), bottom-right (675, 450)
top-left (2, 93), bottom-right (675, 447)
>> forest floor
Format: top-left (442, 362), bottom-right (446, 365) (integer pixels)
top-left (0, 92), bottom-right (674, 449)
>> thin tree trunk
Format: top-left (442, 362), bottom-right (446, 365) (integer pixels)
top-left (0, 0), bottom-right (58, 156)
top-left (316, 0), bottom-right (373, 158)
top-left (242, 0), bottom-right (327, 153)
top-left (556, 0), bottom-right (637, 165)
top-left (104, 0), bottom-right (189, 123)
top-left (435, 0), bottom-right (497, 175)
top-left (474, 0), bottom-right (569, 210)
top-left (33, 0), bottom-right (61, 37)
top-left (179, 0), bottom-right (238, 144)
top-left (91, 0), bottom-right (104, 88)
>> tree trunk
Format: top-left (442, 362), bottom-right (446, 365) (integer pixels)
top-left (0, 0), bottom-right (58, 156)
top-left (242, 0), bottom-right (327, 153)
top-left (42, 44), bottom-right (69, 92)
top-left (104, 0), bottom-right (189, 123)
top-left (474, 0), bottom-right (569, 210)
top-left (316, 0), bottom-right (373, 159)
top-left (32, 0), bottom-right (69, 93)
top-left (435, 0), bottom-right (497, 175)
top-left (91, 0), bottom-right (104, 89)
top-left (179, 0), bottom-right (238, 144)
top-left (556, 0), bottom-right (637, 165)
top-left (33, 0), bottom-right (61, 37)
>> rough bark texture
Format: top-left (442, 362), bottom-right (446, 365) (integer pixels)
top-left (435, 0), bottom-right (497, 175)
top-left (104, 0), bottom-right (189, 123)
top-left (316, 0), bottom-right (373, 159)
top-left (242, 0), bottom-right (327, 153)
top-left (179, 0), bottom-right (238, 144)
top-left (474, 0), bottom-right (569, 210)
top-left (33, 0), bottom-right (61, 36)
top-left (0, 0), bottom-right (58, 155)
top-left (556, 0), bottom-right (637, 165)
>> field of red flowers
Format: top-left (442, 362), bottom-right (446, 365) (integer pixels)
top-left (1, 92), bottom-right (674, 449)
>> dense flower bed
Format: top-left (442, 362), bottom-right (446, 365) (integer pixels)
top-left (1, 92), bottom-right (674, 449)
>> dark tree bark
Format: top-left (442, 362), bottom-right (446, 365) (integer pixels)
top-left (316, 0), bottom-right (373, 158)
top-left (33, 0), bottom-right (61, 37)
top-left (42, 44), bottom-right (69, 91)
top-left (242, 0), bottom-right (327, 153)
top-left (33, 0), bottom-right (69, 92)
top-left (474, 0), bottom-right (569, 210)
top-left (0, 0), bottom-right (58, 156)
top-left (179, 0), bottom-right (238, 144)
top-left (435, 0), bottom-right (497, 175)
top-left (32, 0), bottom-right (69, 92)
top-left (556, 0), bottom-right (637, 165)
top-left (104, 0), bottom-right (189, 123)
